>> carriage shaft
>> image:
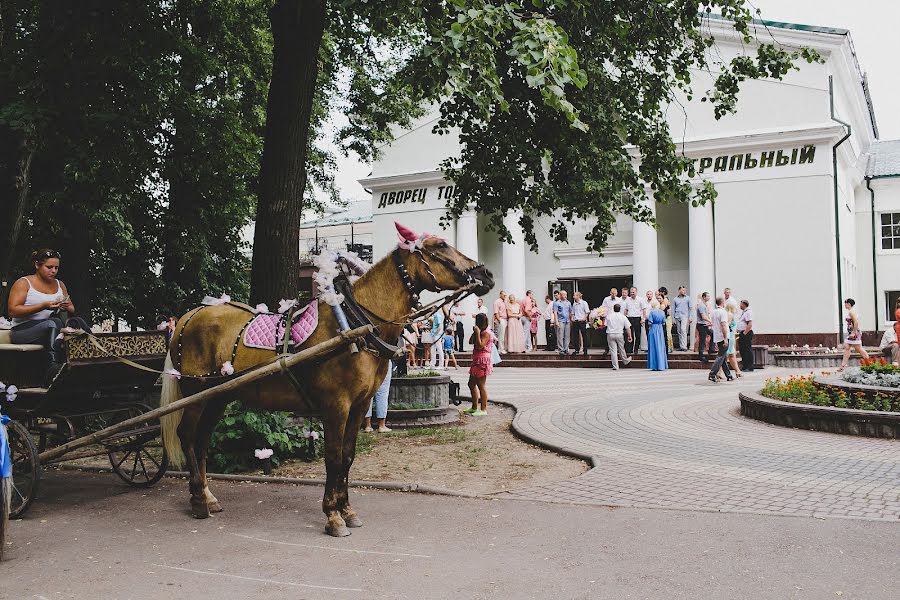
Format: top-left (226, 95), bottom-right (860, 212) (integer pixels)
top-left (37, 325), bottom-right (373, 464)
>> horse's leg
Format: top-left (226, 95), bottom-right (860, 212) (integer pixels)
top-left (195, 399), bottom-right (229, 513)
top-left (321, 407), bottom-right (350, 537)
top-left (337, 397), bottom-right (369, 528)
top-left (177, 405), bottom-right (209, 519)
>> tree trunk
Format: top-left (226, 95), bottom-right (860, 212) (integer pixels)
top-left (250, 0), bottom-right (327, 305)
top-left (0, 130), bottom-right (34, 314)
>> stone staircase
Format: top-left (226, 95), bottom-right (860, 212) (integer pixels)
top-left (449, 348), bottom-right (718, 370)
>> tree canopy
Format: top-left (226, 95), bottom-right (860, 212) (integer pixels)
top-left (1, 0), bottom-right (818, 322)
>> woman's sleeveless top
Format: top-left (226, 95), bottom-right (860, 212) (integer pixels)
top-left (11, 277), bottom-right (63, 326)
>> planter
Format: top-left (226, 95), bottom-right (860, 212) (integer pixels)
top-left (751, 345), bottom-right (768, 369)
top-left (772, 352), bottom-right (854, 369)
top-left (385, 374), bottom-right (458, 428)
top-left (739, 391), bottom-right (900, 439)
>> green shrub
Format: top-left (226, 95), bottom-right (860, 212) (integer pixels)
top-left (208, 404), bottom-right (322, 473)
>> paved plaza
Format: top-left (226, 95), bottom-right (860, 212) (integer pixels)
top-left (452, 366), bottom-right (900, 521)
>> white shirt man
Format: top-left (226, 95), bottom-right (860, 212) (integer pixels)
top-left (601, 289), bottom-right (624, 313)
top-left (708, 297), bottom-right (733, 381)
top-left (604, 305), bottom-right (633, 369)
top-left (624, 288), bottom-right (644, 354)
top-left (475, 299), bottom-right (488, 316)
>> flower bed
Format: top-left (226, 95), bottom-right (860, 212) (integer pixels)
top-left (840, 358), bottom-right (900, 388)
top-left (761, 375), bottom-right (900, 413)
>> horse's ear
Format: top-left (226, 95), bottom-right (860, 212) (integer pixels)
top-left (395, 222), bottom-right (418, 242)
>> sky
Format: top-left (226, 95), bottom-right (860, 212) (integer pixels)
top-left (327, 0), bottom-right (900, 204)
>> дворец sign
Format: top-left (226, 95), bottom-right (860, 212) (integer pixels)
top-left (377, 184), bottom-right (460, 209)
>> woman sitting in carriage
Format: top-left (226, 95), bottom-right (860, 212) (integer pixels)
top-left (6, 248), bottom-right (79, 382)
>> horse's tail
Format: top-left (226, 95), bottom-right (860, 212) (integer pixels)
top-left (159, 352), bottom-right (186, 468)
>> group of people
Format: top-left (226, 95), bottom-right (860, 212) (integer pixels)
top-left (401, 301), bottom-right (471, 371)
top-left (492, 290), bottom-right (541, 354)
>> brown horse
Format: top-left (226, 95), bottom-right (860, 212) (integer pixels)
top-left (160, 230), bottom-right (493, 536)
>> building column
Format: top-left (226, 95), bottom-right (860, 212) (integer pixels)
top-left (688, 201), bottom-right (715, 302)
top-left (501, 209), bottom-right (527, 296)
top-left (455, 209), bottom-right (479, 350)
top-left (632, 199), bottom-right (659, 296)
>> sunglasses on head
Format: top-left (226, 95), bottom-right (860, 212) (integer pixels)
top-left (43, 251), bottom-right (61, 259)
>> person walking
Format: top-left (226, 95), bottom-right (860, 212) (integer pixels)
top-left (572, 291), bottom-right (590, 355)
top-left (466, 313), bottom-right (495, 416)
top-left (736, 299), bottom-right (755, 371)
top-left (695, 292), bottom-right (712, 362)
top-left (521, 290), bottom-right (536, 352)
top-left (505, 294), bottom-right (526, 353)
top-left (543, 294), bottom-right (557, 351)
top-left (600, 288), bottom-right (622, 354)
top-left (450, 302), bottom-right (466, 351)
top-left (624, 287), bottom-right (644, 354)
top-left (708, 297), bottom-right (733, 383)
top-left (646, 300), bottom-right (668, 371)
top-left (492, 291), bottom-right (508, 354)
top-left (725, 302), bottom-right (743, 378)
top-left (364, 367), bottom-right (393, 433)
top-left (839, 298), bottom-right (869, 370)
top-left (605, 303), bottom-right (633, 370)
top-left (673, 286), bottom-right (692, 351)
top-left (554, 290), bottom-right (573, 355)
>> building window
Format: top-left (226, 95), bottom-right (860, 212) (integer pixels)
top-left (881, 213), bottom-right (900, 250)
top-left (887, 290), bottom-right (900, 322)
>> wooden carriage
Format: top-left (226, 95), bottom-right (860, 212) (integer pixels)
top-left (0, 329), bottom-right (170, 517)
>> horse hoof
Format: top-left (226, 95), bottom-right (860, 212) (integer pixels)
top-left (191, 505), bottom-right (211, 519)
top-left (343, 514), bottom-right (363, 528)
top-left (208, 502), bottom-right (224, 513)
top-left (326, 524), bottom-right (351, 538)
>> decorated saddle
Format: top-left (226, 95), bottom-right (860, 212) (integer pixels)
top-left (243, 302), bottom-right (318, 351)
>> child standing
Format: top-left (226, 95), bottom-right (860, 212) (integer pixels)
top-left (465, 313), bottom-right (494, 416)
top-left (443, 327), bottom-right (459, 370)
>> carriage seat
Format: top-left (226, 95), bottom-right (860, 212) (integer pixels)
top-left (0, 328), bottom-right (45, 351)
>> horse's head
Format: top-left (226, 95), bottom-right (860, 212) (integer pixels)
top-left (395, 222), bottom-right (494, 297)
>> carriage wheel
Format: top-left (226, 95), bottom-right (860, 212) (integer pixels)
top-left (6, 420), bottom-right (41, 518)
top-left (107, 438), bottom-right (168, 487)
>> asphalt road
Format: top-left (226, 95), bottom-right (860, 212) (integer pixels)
top-left (3, 471), bottom-right (898, 599)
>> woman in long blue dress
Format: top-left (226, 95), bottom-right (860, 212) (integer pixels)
top-left (647, 300), bottom-right (668, 371)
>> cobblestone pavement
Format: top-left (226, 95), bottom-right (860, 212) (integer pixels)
top-left (452, 366), bottom-right (900, 521)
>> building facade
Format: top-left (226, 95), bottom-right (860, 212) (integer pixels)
top-left (314, 19), bottom-right (897, 348)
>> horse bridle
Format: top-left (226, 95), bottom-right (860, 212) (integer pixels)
top-left (391, 245), bottom-right (485, 315)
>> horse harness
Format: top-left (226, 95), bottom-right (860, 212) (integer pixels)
top-left (172, 244), bottom-right (485, 389)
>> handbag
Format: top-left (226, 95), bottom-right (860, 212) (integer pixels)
top-left (491, 343), bottom-right (502, 365)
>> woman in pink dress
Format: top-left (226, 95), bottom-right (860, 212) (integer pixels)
top-left (466, 313), bottom-right (495, 416)
top-left (505, 294), bottom-right (526, 353)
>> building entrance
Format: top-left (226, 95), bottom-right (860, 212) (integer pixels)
top-left (549, 276), bottom-right (632, 350)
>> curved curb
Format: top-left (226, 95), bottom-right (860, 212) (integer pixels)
top-left (489, 398), bottom-right (598, 468)
top-left (739, 391), bottom-right (900, 439)
top-left (54, 463), bottom-right (481, 498)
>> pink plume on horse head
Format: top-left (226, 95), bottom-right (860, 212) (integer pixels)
top-left (395, 222), bottom-right (418, 242)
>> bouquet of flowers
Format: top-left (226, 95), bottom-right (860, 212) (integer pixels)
top-left (590, 306), bottom-right (607, 331)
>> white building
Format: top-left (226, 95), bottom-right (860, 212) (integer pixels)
top-left (309, 18), bottom-right (898, 348)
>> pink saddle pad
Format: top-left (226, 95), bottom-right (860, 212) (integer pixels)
top-left (243, 303), bottom-right (318, 351)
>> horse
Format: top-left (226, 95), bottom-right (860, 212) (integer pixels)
top-left (160, 224), bottom-right (494, 536)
